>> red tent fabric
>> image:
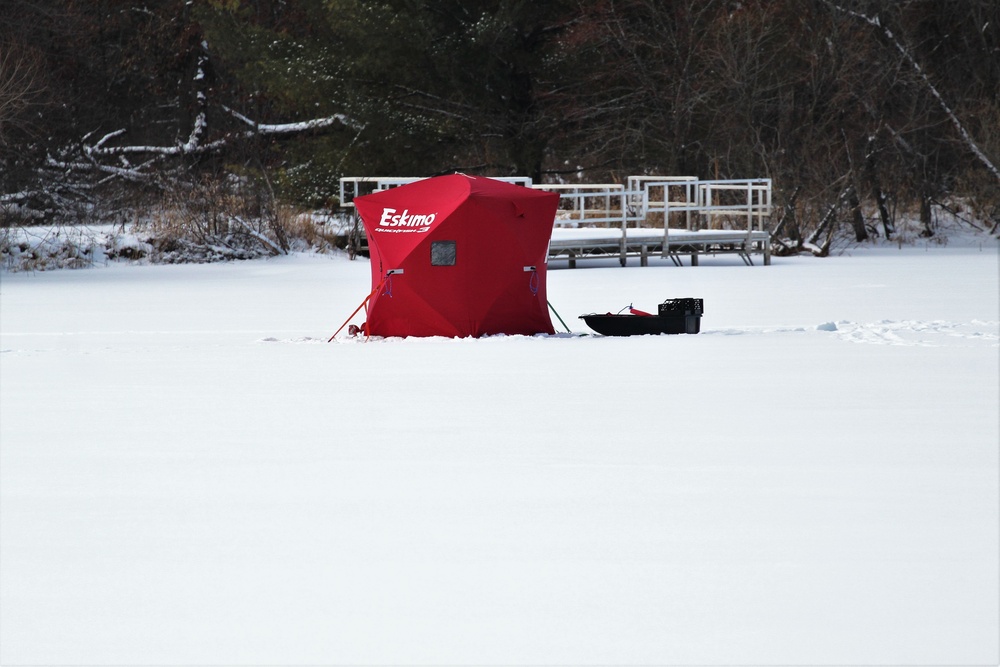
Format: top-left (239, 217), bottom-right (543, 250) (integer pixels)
top-left (353, 175), bottom-right (559, 338)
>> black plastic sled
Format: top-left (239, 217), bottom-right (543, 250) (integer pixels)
top-left (580, 298), bottom-right (703, 336)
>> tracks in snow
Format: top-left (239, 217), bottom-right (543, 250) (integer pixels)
top-left (707, 319), bottom-right (999, 347)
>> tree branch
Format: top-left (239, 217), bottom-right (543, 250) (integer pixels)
top-left (823, 1), bottom-right (1000, 184)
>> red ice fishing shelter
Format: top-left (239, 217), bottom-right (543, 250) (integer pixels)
top-left (353, 174), bottom-right (559, 338)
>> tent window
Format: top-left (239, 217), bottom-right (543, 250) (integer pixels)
top-left (431, 240), bottom-right (456, 266)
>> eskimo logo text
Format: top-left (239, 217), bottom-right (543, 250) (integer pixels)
top-left (378, 208), bottom-right (435, 232)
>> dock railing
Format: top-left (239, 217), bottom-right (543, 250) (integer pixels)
top-left (337, 174), bottom-right (772, 265)
top-left (694, 179), bottom-right (772, 232)
top-left (650, 178), bottom-right (772, 265)
top-left (528, 183), bottom-right (647, 229)
top-left (627, 176), bottom-right (699, 228)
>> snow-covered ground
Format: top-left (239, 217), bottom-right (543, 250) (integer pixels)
top-left (1, 237), bottom-right (998, 665)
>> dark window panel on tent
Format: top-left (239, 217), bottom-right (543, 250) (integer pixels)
top-left (431, 241), bottom-right (457, 266)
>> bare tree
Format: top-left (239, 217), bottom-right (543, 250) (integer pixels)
top-left (823, 0), bottom-right (1000, 186)
top-left (0, 38), bottom-right (41, 143)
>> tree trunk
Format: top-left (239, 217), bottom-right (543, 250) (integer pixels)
top-left (770, 185), bottom-right (801, 245)
top-left (805, 183), bottom-right (855, 254)
top-left (848, 188), bottom-right (868, 241)
top-left (841, 128), bottom-right (867, 241)
top-left (865, 135), bottom-right (894, 238)
top-left (920, 192), bottom-right (934, 237)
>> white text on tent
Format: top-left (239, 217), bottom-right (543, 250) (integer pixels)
top-left (378, 208), bottom-right (436, 230)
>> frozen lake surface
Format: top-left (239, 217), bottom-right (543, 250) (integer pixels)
top-left (2, 241), bottom-right (998, 664)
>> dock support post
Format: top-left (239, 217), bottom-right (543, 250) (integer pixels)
top-left (568, 251), bottom-right (576, 269)
top-left (640, 244), bottom-right (648, 267)
top-left (691, 252), bottom-right (699, 266)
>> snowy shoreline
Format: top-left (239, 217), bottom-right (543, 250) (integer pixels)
top-left (3, 208), bottom-right (997, 273)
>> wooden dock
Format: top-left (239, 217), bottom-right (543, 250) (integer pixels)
top-left (548, 228), bottom-right (771, 267)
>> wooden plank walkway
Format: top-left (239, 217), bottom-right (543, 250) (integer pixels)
top-left (548, 228), bottom-right (771, 267)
